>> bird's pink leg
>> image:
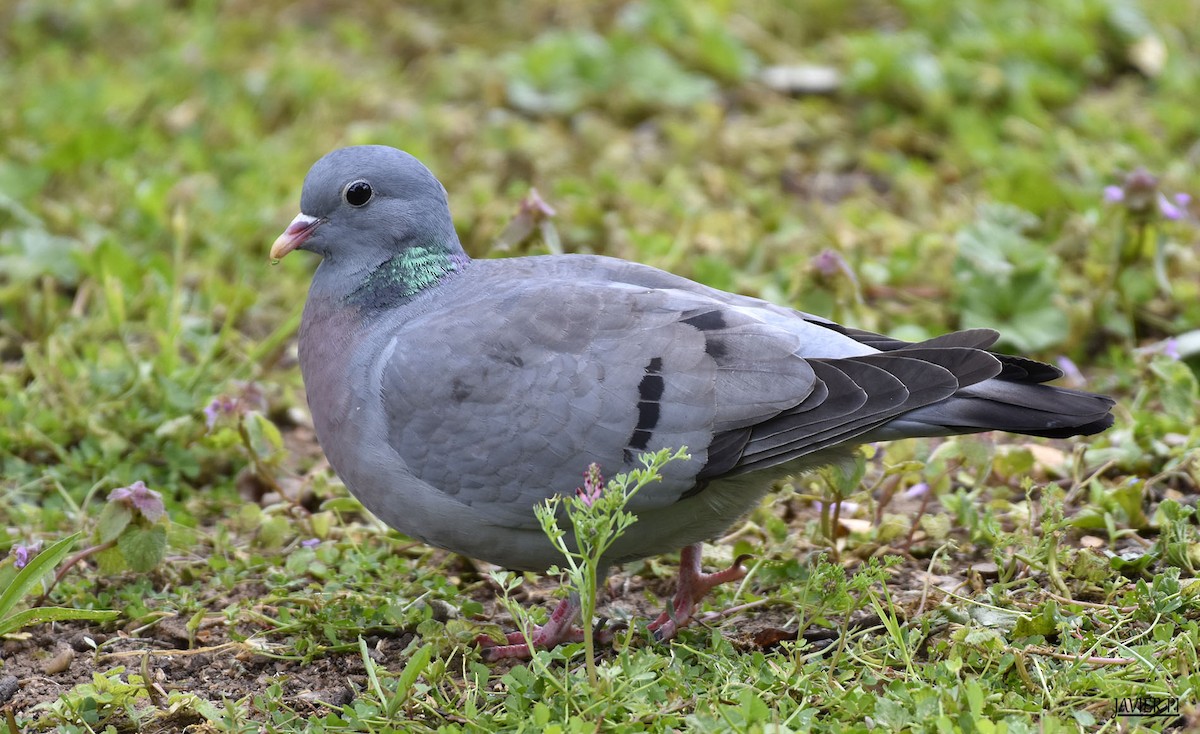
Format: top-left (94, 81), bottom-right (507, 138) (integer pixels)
top-left (477, 545), bottom-right (750, 659)
top-left (647, 544), bottom-right (750, 641)
top-left (477, 594), bottom-right (584, 661)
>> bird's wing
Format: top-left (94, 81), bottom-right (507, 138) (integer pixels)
top-left (374, 264), bottom-right (1000, 528)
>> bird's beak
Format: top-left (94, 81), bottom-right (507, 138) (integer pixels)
top-left (270, 213), bottom-right (323, 260)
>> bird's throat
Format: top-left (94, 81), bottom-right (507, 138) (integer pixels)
top-left (347, 245), bottom-right (470, 309)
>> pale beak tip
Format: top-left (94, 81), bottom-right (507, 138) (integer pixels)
top-left (269, 234), bottom-right (296, 261)
top-left (270, 213), bottom-right (320, 262)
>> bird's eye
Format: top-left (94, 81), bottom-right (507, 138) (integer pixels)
top-left (344, 180), bottom-right (373, 207)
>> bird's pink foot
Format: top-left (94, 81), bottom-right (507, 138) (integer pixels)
top-left (477, 595), bottom-right (584, 661)
top-left (477, 545), bottom-right (750, 659)
top-left (647, 543), bottom-right (750, 641)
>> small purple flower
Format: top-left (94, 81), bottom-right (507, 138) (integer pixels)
top-left (519, 188), bottom-right (557, 219)
top-left (109, 481), bottom-right (165, 523)
top-left (204, 396), bottom-right (236, 429)
top-left (1163, 338), bottom-right (1181, 360)
top-left (1158, 192), bottom-right (1191, 221)
top-left (493, 189), bottom-right (559, 252)
top-left (12, 540), bottom-right (42, 569)
top-left (1055, 356), bottom-right (1084, 386)
top-left (812, 248), bottom-right (858, 279)
top-left (811, 249), bottom-right (843, 277)
top-left (575, 464), bottom-right (605, 508)
top-left (1104, 169), bottom-right (1192, 222)
top-left (301, 538), bottom-right (321, 548)
top-left (903, 482), bottom-right (930, 500)
top-left (203, 382), bottom-right (268, 430)
top-left (1122, 168), bottom-right (1159, 215)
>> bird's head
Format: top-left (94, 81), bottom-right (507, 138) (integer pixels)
top-left (271, 145), bottom-right (459, 266)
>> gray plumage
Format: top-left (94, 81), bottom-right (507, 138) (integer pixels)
top-left (274, 145), bottom-right (1114, 573)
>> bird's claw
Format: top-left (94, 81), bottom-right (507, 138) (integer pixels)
top-left (647, 547), bottom-right (752, 642)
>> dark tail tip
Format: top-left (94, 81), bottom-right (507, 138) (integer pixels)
top-left (1018, 413), bottom-right (1114, 439)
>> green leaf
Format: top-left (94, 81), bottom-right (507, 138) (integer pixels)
top-left (953, 203), bottom-right (1068, 350)
top-left (243, 411), bottom-right (284, 460)
top-left (256, 516), bottom-right (290, 550)
top-left (822, 451), bottom-right (868, 497)
top-left (0, 226), bottom-right (82, 283)
top-left (1013, 601), bottom-right (1059, 638)
top-left (0, 532), bottom-right (81, 621)
top-left (96, 501), bottom-right (133, 544)
top-left (994, 446), bottom-right (1035, 478)
top-left (1112, 478), bottom-right (1149, 528)
top-left (360, 637), bottom-right (384, 701)
top-left (1108, 548), bottom-right (1156, 574)
top-left (1149, 357), bottom-right (1198, 423)
top-left (96, 544), bottom-right (128, 574)
top-left (873, 697), bottom-right (912, 730)
top-left (502, 29), bottom-right (717, 117)
top-left (0, 606), bottom-right (119, 637)
top-left (321, 497), bottom-right (366, 513)
top-left (392, 643), bottom-right (434, 716)
top-left (965, 679), bottom-right (984, 717)
top-left (1072, 709), bottom-right (1096, 727)
top-left (739, 688), bottom-right (770, 724)
top-left (970, 606), bottom-right (1022, 632)
top-left (117, 524), bottom-right (167, 572)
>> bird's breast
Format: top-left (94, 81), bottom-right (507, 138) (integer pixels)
top-left (297, 300), bottom-right (376, 454)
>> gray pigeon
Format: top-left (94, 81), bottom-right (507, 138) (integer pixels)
top-left (272, 145), bottom-right (1114, 659)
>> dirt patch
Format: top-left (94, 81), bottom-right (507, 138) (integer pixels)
top-left (1, 614), bottom-right (417, 725)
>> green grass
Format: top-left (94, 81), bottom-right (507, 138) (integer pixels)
top-left (2, 0), bottom-right (1199, 731)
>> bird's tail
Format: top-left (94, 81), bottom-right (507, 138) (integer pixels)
top-left (866, 378), bottom-right (1115, 441)
top-left (854, 338), bottom-right (1113, 441)
top-left (710, 329), bottom-right (1115, 478)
